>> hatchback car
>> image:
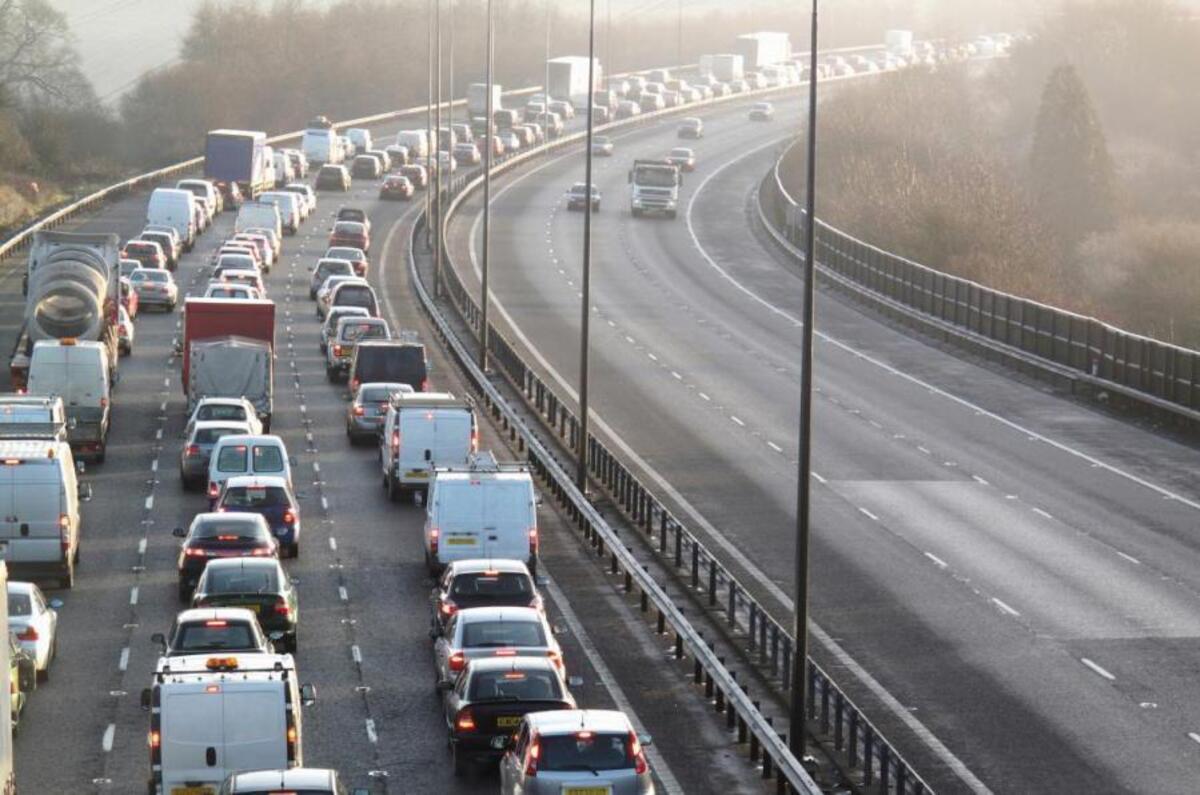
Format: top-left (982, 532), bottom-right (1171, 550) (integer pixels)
top-left (350, 154), bottom-right (380, 179)
top-left (666, 147), bottom-right (696, 172)
top-left (591, 135), bottom-right (614, 156)
top-left (678, 117), bottom-right (703, 138)
top-left (453, 142), bottom-right (480, 166)
top-left (185, 397), bottom-right (263, 438)
top-left (400, 164), bottom-right (428, 188)
top-left (433, 606), bottom-right (565, 687)
top-left (385, 144), bottom-right (409, 167)
top-left (139, 230), bottom-right (181, 269)
top-left (498, 710), bottom-right (655, 795)
top-left (441, 656), bottom-right (576, 775)
top-left (379, 174), bottom-right (414, 200)
top-left (326, 246), bottom-right (369, 278)
top-left (7, 581), bottom-right (60, 682)
top-left (203, 283), bottom-right (261, 300)
top-left (431, 559), bottom-right (544, 635)
top-left (122, 239), bottom-right (165, 270)
top-left (309, 258), bottom-right (355, 299)
top-left (192, 557), bottom-right (298, 653)
top-left (329, 220), bottom-right (369, 253)
top-left (173, 513), bottom-right (279, 600)
top-left (749, 101), bottom-right (775, 121)
top-left (220, 768), bottom-right (354, 794)
top-left (232, 232), bottom-right (275, 270)
top-left (207, 434), bottom-right (295, 503)
top-left (321, 306), bottom-right (371, 354)
top-left (216, 475), bottom-right (302, 558)
top-left (153, 607), bottom-right (273, 656)
top-left (317, 275), bottom-right (368, 320)
top-left (316, 163), bottom-right (351, 191)
top-left (129, 268), bottom-right (178, 310)
top-left (117, 305), bottom-right (134, 355)
top-left (346, 381), bottom-right (412, 443)
top-left (180, 419), bottom-right (254, 490)
top-left (566, 182), bottom-right (601, 212)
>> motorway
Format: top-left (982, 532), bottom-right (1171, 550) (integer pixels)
top-left (0, 110), bottom-right (767, 793)
top-left (444, 78), bottom-right (1200, 793)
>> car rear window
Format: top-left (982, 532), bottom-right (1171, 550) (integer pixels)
top-left (540, 733), bottom-right (632, 772)
top-left (251, 445), bottom-right (284, 472)
top-left (326, 248), bottom-right (363, 261)
top-left (222, 485), bottom-right (290, 509)
top-left (193, 427), bottom-right (243, 445)
top-left (361, 386), bottom-right (401, 402)
top-left (317, 262), bottom-right (353, 281)
top-left (334, 222), bottom-right (364, 235)
top-left (193, 518), bottom-right (266, 540)
top-left (461, 619), bottom-right (545, 648)
top-left (7, 592), bottom-right (30, 616)
top-left (206, 567), bottom-right (279, 594)
top-left (174, 623), bottom-right (256, 652)
top-left (333, 284), bottom-right (375, 309)
top-left (354, 344), bottom-right (426, 385)
top-left (451, 572), bottom-right (532, 599)
top-left (340, 322), bottom-right (386, 343)
top-left (198, 405), bottom-right (247, 422)
top-left (468, 669), bottom-right (561, 701)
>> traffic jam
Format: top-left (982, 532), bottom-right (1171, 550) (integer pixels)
top-left (2, 117), bottom-right (656, 795)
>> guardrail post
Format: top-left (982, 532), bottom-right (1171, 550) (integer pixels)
top-left (708, 560), bottom-right (718, 606)
top-left (848, 709), bottom-right (859, 767)
top-left (674, 526), bottom-right (683, 568)
top-left (863, 726), bottom-right (875, 785)
top-left (879, 744), bottom-right (891, 793)
top-left (691, 543), bottom-right (700, 587)
top-left (728, 581), bottom-right (737, 627)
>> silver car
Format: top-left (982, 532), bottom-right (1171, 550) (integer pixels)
top-left (128, 268), bottom-right (178, 310)
top-left (433, 606), bottom-right (565, 688)
top-left (346, 381), bottom-right (413, 442)
top-left (498, 709), bottom-right (656, 795)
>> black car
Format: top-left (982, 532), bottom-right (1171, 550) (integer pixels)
top-left (349, 340), bottom-right (428, 394)
top-left (439, 656), bottom-right (576, 775)
top-left (192, 557), bottom-right (298, 652)
top-left (431, 559), bottom-right (543, 635)
top-left (173, 512), bottom-right (279, 601)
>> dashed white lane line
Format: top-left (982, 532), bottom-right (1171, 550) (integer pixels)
top-left (1188, 732), bottom-right (1200, 746)
top-left (924, 552), bottom-right (948, 568)
top-left (150, 460), bottom-right (158, 473)
top-left (917, 445), bottom-right (931, 455)
top-left (811, 471), bottom-right (827, 484)
top-left (321, 496), bottom-right (329, 511)
top-left (859, 507), bottom-right (879, 522)
top-left (351, 644), bottom-right (362, 664)
top-left (767, 441), bottom-right (783, 453)
top-left (154, 428), bottom-right (163, 441)
top-left (1031, 507), bottom-right (1053, 520)
top-left (328, 537), bottom-right (337, 551)
top-left (972, 475), bottom-right (989, 485)
top-left (1117, 551), bottom-right (1141, 565)
top-left (338, 586), bottom-right (348, 601)
top-left (144, 496), bottom-right (154, 511)
top-left (670, 370), bottom-right (682, 380)
top-left (991, 597), bottom-right (1020, 617)
top-left (730, 415), bottom-right (745, 427)
top-left (102, 723), bottom-right (115, 753)
top-left (118, 647), bottom-right (130, 672)
top-left (698, 392), bottom-right (711, 401)
top-left (868, 419), bottom-right (883, 429)
top-left (647, 352), bottom-right (658, 362)
top-left (365, 718), bottom-right (378, 744)
top-left (1080, 658), bottom-right (1116, 681)
top-left (137, 539), bottom-right (147, 556)
top-left (129, 587), bottom-right (139, 606)
top-left (625, 335), bottom-right (635, 344)
top-left (313, 461), bottom-right (320, 474)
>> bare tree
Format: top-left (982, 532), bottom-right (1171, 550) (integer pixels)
top-left (0, 0), bottom-right (91, 104)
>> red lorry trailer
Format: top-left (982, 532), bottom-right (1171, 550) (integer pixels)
top-left (181, 298), bottom-right (276, 426)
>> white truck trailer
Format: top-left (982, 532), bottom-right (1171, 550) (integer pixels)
top-left (734, 32), bottom-right (792, 69)
top-left (467, 82), bottom-right (502, 117)
top-left (547, 56), bottom-right (602, 109)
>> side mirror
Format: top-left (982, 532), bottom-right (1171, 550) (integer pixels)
top-left (78, 483), bottom-right (92, 502)
top-left (171, 527), bottom-right (186, 538)
top-left (639, 733), bottom-right (653, 747)
top-left (140, 688), bottom-right (152, 711)
top-left (300, 683), bottom-right (317, 705)
top-left (150, 632), bottom-right (167, 652)
top-left (48, 598), bottom-right (64, 610)
top-left (567, 675), bottom-right (584, 689)
top-left (436, 679), bottom-right (454, 692)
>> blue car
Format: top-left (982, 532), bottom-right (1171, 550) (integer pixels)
top-left (215, 475), bottom-right (301, 558)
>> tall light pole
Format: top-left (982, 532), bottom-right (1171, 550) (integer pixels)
top-left (425, 0), bottom-right (433, 250)
top-left (789, 0), bottom-right (820, 760)
top-left (480, 0), bottom-right (494, 372)
top-left (434, 0), bottom-right (443, 296)
top-left (542, 1), bottom-right (551, 142)
top-left (448, 0), bottom-right (455, 168)
top-left (676, 0), bottom-right (682, 67)
top-left (575, 0), bottom-right (597, 491)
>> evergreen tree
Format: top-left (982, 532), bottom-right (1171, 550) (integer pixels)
top-left (1029, 63), bottom-right (1117, 246)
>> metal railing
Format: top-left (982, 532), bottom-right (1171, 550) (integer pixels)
top-left (428, 65), bottom-right (934, 795)
top-left (760, 138), bottom-right (1200, 427)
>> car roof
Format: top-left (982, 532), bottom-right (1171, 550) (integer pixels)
top-left (201, 556), bottom-right (281, 573)
top-left (466, 655), bottom-right (558, 675)
top-left (526, 709), bottom-right (631, 735)
top-left (6, 581), bottom-right (35, 595)
top-left (456, 606), bottom-right (542, 623)
top-left (448, 558), bottom-right (532, 576)
top-left (223, 474), bottom-right (291, 489)
top-left (191, 511), bottom-right (266, 526)
top-left (212, 433), bottom-right (284, 446)
top-left (195, 397), bottom-right (251, 407)
top-left (191, 420), bottom-right (253, 432)
top-left (175, 606), bottom-right (258, 623)
top-left (228, 768), bottom-right (336, 789)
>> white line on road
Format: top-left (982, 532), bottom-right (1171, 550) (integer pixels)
top-left (118, 647), bottom-right (130, 671)
top-left (671, 370), bottom-right (682, 380)
top-left (1081, 658), bottom-right (1116, 681)
top-left (647, 352), bottom-right (658, 362)
top-left (1188, 732), bottom-right (1200, 746)
top-left (917, 445), bottom-right (931, 455)
top-left (811, 471), bottom-right (826, 484)
top-left (698, 392), bottom-right (710, 401)
top-left (730, 415), bottom-right (745, 427)
top-left (924, 552), bottom-right (948, 568)
top-left (351, 644), bottom-right (362, 664)
top-left (1032, 507), bottom-right (1053, 519)
top-left (338, 586), bottom-right (348, 601)
top-left (144, 496), bottom-right (154, 511)
top-left (365, 718), bottom-right (378, 744)
top-left (1117, 551), bottom-right (1141, 565)
top-left (154, 428), bottom-right (162, 441)
top-left (972, 475), bottom-right (989, 485)
top-left (102, 724), bottom-right (115, 753)
top-left (137, 539), bottom-right (146, 556)
top-left (321, 496), bottom-right (329, 511)
top-left (767, 441), bottom-right (783, 453)
top-left (329, 537), bottom-right (337, 551)
top-left (150, 460), bottom-right (158, 473)
top-left (991, 598), bottom-right (1020, 617)
top-left (859, 507), bottom-right (879, 521)
top-left (625, 335), bottom-right (635, 344)
top-left (129, 587), bottom-right (139, 606)
top-left (313, 462), bottom-right (320, 473)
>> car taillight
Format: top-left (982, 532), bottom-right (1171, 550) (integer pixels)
top-left (455, 707), bottom-right (476, 732)
top-left (629, 730), bottom-right (648, 775)
top-left (59, 514), bottom-right (70, 554)
top-left (546, 650), bottom-right (563, 670)
top-left (275, 598), bottom-right (289, 616)
top-left (333, 344), bottom-right (343, 357)
top-left (525, 737), bottom-right (540, 776)
top-left (100, 397), bottom-right (108, 410)
top-left (420, 378), bottom-right (429, 391)
top-left (184, 547), bottom-right (208, 558)
top-left (208, 481), bottom-right (219, 498)
top-left (185, 444), bottom-right (200, 457)
top-left (251, 546), bottom-right (272, 556)
top-left (16, 626), bottom-right (37, 642)
top-left (350, 378), bottom-right (360, 392)
top-left (353, 405), bottom-right (365, 416)
top-left (429, 527), bottom-right (439, 555)
top-left (286, 711), bottom-right (297, 763)
top-left (448, 651), bottom-right (465, 673)
top-left (529, 527), bottom-right (539, 554)
top-left (391, 430), bottom-right (400, 453)
top-left (470, 429), bottom-right (479, 453)
top-left (283, 510), bottom-right (296, 526)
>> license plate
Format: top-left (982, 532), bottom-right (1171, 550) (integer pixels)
top-left (446, 537), bottom-right (476, 546)
top-left (564, 788), bottom-right (610, 795)
top-left (407, 470), bottom-right (428, 478)
top-left (171, 787), bottom-right (216, 795)
top-left (496, 715), bottom-right (521, 727)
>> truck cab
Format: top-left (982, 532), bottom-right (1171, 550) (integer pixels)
top-left (627, 159), bottom-right (683, 219)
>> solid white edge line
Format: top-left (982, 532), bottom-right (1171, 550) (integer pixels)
top-left (924, 552), bottom-right (948, 568)
top-left (991, 598), bottom-right (1020, 617)
top-left (1188, 732), bottom-right (1200, 746)
top-left (1080, 658), bottom-right (1116, 681)
top-left (1116, 551), bottom-right (1141, 565)
top-left (540, 576), bottom-right (684, 795)
top-left (858, 507), bottom-right (879, 522)
top-left (1031, 507), bottom-right (1053, 520)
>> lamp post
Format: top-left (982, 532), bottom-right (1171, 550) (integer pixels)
top-left (433, 0), bottom-right (443, 297)
top-left (789, 0), bottom-right (820, 760)
top-left (480, 0), bottom-right (494, 372)
top-left (575, 0), bottom-right (597, 492)
top-left (425, 0), bottom-right (433, 250)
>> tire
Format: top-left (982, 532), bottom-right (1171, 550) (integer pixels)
top-left (95, 445), bottom-right (106, 465)
top-left (284, 631), bottom-right (297, 653)
top-left (36, 663), bottom-right (47, 685)
top-left (452, 744), bottom-right (469, 777)
top-left (631, 208), bottom-right (641, 218)
top-left (326, 367), bottom-right (336, 382)
top-left (287, 542), bottom-right (299, 559)
top-left (177, 580), bottom-right (190, 603)
top-left (387, 473), bottom-right (401, 503)
top-left (60, 562), bottom-right (74, 590)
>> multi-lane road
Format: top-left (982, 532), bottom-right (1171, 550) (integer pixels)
top-left (445, 78), bottom-right (1200, 793)
top-left (0, 109), bottom-right (769, 793)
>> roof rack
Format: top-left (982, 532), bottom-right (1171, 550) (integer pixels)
top-left (435, 450), bottom-right (529, 475)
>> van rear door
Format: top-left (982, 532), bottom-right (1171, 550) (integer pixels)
top-left (438, 480), bottom-right (483, 558)
top-left (433, 410), bottom-right (472, 470)
top-left (0, 460), bottom-right (64, 566)
top-left (221, 683), bottom-right (287, 775)
top-left (160, 686), bottom-right (225, 789)
top-left (482, 480), bottom-right (534, 560)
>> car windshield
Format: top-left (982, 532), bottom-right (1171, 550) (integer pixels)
top-left (251, 445), bottom-right (285, 472)
top-left (461, 619), bottom-right (546, 648)
top-left (451, 572), bottom-right (532, 599)
top-left (636, 168), bottom-right (677, 187)
top-left (173, 622), bottom-right (257, 652)
top-left (361, 386), bottom-right (401, 402)
top-left (327, 248), bottom-right (363, 261)
top-left (221, 485), bottom-right (291, 509)
top-left (193, 427), bottom-right (244, 445)
top-left (204, 567), bottom-right (279, 594)
top-left (198, 404), bottom-right (247, 422)
top-left (7, 592), bottom-right (30, 616)
top-left (468, 669), bottom-right (562, 701)
top-left (193, 518), bottom-right (266, 540)
top-left (540, 733), bottom-right (632, 772)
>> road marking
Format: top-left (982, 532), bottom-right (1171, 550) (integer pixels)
top-left (540, 575), bottom-right (684, 794)
top-left (118, 647), bottom-right (130, 671)
top-left (321, 496), bottom-right (329, 511)
top-left (1031, 507), bottom-right (1053, 519)
top-left (625, 335), bottom-right (635, 344)
top-left (329, 536), bottom-right (337, 551)
top-left (1117, 551), bottom-right (1141, 565)
top-left (351, 644), bottom-right (362, 664)
top-left (859, 507), bottom-right (879, 521)
top-left (1188, 732), bottom-right (1200, 746)
top-left (144, 496), bottom-right (154, 511)
top-left (730, 415), bottom-right (745, 427)
top-left (1080, 658), bottom-right (1116, 681)
top-left (150, 460), bottom-right (158, 473)
top-left (102, 724), bottom-right (115, 753)
top-left (698, 392), bottom-right (710, 401)
top-left (811, 471), bottom-right (826, 484)
top-left (154, 428), bottom-right (162, 441)
top-left (137, 538), bottom-right (146, 556)
top-left (671, 370), bottom-right (682, 380)
top-left (129, 587), bottom-right (139, 606)
top-left (924, 552), bottom-right (948, 568)
top-left (339, 586), bottom-right (348, 601)
top-left (868, 419), bottom-right (882, 428)
top-left (313, 461), bottom-right (320, 473)
top-left (365, 718), bottom-right (378, 744)
top-left (917, 445), bottom-right (931, 455)
top-left (767, 441), bottom-right (783, 453)
top-left (991, 598), bottom-right (1020, 617)
top-left (972, 475), bottom-right (989, 485)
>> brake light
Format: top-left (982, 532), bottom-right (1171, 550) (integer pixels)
top-left (470, 428), bottom-right (479, 453)
top-left (420, 378), bottom-right (429, 391)
top-left (547, 650), bottom-right (563, 670)
top-left (185, 444), bottom-right (200, 457)
top-left (525, 737), bottom-right (540, 776)
top-left (353, 405), bottom-right (365, 416)
top-left (99, 397), bottom-right (108, 410)
top-left (429, 527), bottom-right (439, 556)
top-left (148, 730), bottom-right (160, 749)
top-left (455, 707), bottom-right (476, 732)
top-left (275, 598), bottom-right (290, 616)
top-left (287, 725), bottom-right (297, 744)
top-left (204, 620), bottom-right (228, 627)
top-left (184, 547), bottom-right (208, 557)
top-left (59, 513), bottom-right (69, 530)
top-left (208, 481), bottom-right (220, 498)
top-left (283, 510), bottom-right (296, 526)
top-left (439, 598), bottom-right (457, 617)
top-left (495, 648), bottom-right (517, 657)
top-left (448, 651), bottom-right (465, 672)
top-left (390, 430), bottom-right (400, 453)
top-left (350, 378), bottom-right (360, 392)
top-left (529, 527), bottom-right (539, 554)
top-left (629, 730), bottom-right (648, 775)
top-left (15, 626), bottom-right (37, 642)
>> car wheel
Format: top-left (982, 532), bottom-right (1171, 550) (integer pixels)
top-left (452, 744), bottom-right (470, 777)
top-left (387, 474), bottom-right (401, 503)
top-left (177, 580), bottom-right (190, 603)
top-left (95, 445), bottom-right (106, 465)
top-left (285, 631), bottom-right (297, 654)
top-left (60, 562), bottom-right (74, 590)
top-left (36, 662), bottom-right (48, 684)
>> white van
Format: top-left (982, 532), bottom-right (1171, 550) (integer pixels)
top-left (146, 188), bottom-right (198, 251)
top-left (0, 395), bottom-right (68, 442)
top-left (346, 128), bottom-right (372, 153)
top-left (423, 452), bottom-right (538, 575)
top-left (380, 392), bottom-right (475, 502)
top-left (301, 128), bottom-right (342, 167)
top-left (236, 201), bottom-right (283, 243)
top-left (26, 340), bottom-right (112, 463)
top-left (261, 145), bottom-right (277, 188)
top-left (0, 439), bottom-right (89, 588)
top-left (259, 191), bottom-right (302, 235)
top-left (143, 653), bottom-right (315, 795)
top-left (207, 434), bottom-right (294, 502)
top-left (395, 130), bottom-right (429, 160)
top-left (272, 150), bottom-right (295, 187)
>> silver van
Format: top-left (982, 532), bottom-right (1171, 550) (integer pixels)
top-left (0, 440), bottom-right (90, 588)
top-left (26, 340), bottom-right (112, 463)
top-left (0, 395), bottom-right (68, 442)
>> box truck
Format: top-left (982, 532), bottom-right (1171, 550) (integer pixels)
top-left (468, 82), bottom-right (502, 116)
top-left (181, 299), bottom-right (276, 427)
top-left (547, 56), bottom-right (602, 109)
top-left (734, 32), bottom-right (791, 68)
top-left (204, 130), bottom-right (270, 200)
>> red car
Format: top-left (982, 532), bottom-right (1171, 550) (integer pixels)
top-left (379, 174), bottom-right (414, 200)
top-left (122, 240), bottom-right (165, 270)
top-left (329, 221), bottom-right (369, 254)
